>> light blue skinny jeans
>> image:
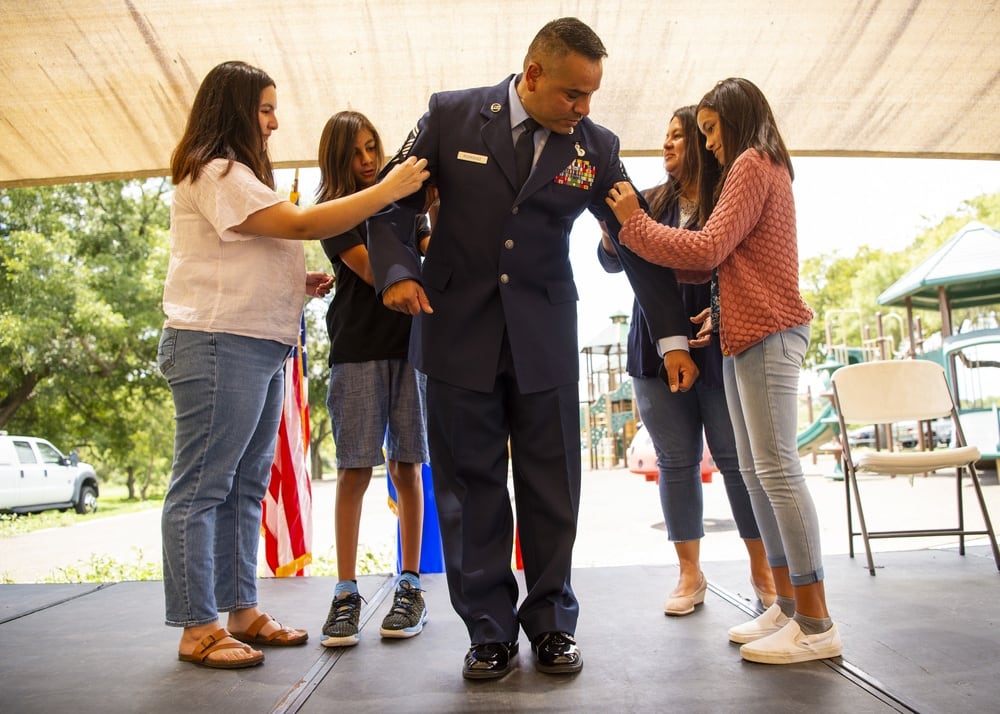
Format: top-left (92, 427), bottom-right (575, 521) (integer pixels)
top-left (722, 324), bottom-right (825, 586)
top-left (157, 327), bottom-right (290, 627)
top-left (632, 376), bottom-right (760, 542)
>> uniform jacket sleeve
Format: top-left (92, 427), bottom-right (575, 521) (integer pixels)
top-left (588, 142), bottom-right (690, 348)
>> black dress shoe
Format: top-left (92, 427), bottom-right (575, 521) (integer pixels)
top-left (462, 641), bottom-right (519, 680)
top-left (531, 631), bottom-right (583, 674)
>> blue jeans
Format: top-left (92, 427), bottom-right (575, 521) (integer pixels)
top-left (157, 327), bottom-right (291, 627)
top-left (723, 324), bottom-right (824, 586)
top-left (633, 376), bottom-right (760, 542)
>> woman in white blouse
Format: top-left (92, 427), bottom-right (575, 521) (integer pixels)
top-left (159, 61), bottom-right (427, 670)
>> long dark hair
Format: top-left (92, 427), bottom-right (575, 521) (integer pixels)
top-left (170, 61), bottom-right (276, 188)
top-left (315, 111), bottom-right (384, 202)
top-left (697, 77), bottom-right (792, 217)
top-left (645, 105), bottom-right (701, 225)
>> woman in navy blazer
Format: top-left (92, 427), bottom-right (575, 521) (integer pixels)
top-left (368, 17), bottom-right (697, 680)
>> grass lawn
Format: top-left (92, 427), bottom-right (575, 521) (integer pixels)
top-left (0, 485), bottom-right (163, 538)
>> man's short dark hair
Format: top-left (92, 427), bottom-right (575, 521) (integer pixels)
top-left (527, 17), bottom-right (608, 63)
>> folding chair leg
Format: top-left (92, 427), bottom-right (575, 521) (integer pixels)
top-left (844, 458), bottom-right (855, 558)
top-left (847, 468), bottom-right (877, 575)
top-left (957, 466), bottom-right (966, 556)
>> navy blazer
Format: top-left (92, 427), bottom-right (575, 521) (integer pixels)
top-left (369, 76), bottom-right (689, 394)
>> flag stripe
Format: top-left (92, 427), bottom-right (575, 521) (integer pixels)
top-left (262, 316), bottom-right (313, 576)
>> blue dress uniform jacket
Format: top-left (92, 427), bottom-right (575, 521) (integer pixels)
top-left (369, 76), bottom-right (690, 394)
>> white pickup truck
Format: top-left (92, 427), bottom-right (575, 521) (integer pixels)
top-left (0, 434), bottom-right (99, 514)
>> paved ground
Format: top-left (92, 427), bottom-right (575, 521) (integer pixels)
top-left (2, 455), bottom-right (997, 583)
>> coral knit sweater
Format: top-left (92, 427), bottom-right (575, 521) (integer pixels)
top-left (619, 149), bottom-right (813, 356)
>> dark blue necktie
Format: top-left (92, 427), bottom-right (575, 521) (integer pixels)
top-left (515, 118), bottom-right (539, 188)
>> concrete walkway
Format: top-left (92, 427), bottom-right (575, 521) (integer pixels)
top-left (2, 456), bottom-right (997, 585)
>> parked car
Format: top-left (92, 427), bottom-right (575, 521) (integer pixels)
top-left (846, 418), bottom-right (952, 449)
top-left (626, 424), bottom-right (716, 482)
top-left (0, 434), bottom-right (99, 514)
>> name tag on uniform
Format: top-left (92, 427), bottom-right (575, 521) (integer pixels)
top-left (457, 151), bottom-right (488, 164)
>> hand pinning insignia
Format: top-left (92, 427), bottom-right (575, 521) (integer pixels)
top-left (380, 125), bottom-right (421, 179)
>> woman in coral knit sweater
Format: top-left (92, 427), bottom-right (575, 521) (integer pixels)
top-left (599, 105), bottom-right (775, 618)
top-left (606, 77), bottom-right (841, 665)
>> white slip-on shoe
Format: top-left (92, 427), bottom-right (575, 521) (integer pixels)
top-left (739, 620), bottom-right (842, 664)
top-left (727, 603), bottom-right (789, 644)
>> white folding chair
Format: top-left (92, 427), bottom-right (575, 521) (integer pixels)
top-left (830, 359), bottom-right (1000, 575)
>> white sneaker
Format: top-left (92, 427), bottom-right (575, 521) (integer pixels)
top-left (727, 603), bottom-right (789, 644)
top-left (739, 620), bottom-right (842, 664)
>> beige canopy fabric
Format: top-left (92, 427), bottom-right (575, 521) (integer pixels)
top-left (2, 0), bottom-right (998, 188)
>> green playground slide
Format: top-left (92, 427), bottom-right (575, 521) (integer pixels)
top-left (797, 402), bottom-right (838, 455)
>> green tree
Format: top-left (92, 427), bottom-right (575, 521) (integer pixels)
top-left (0, 180), bottom-right (172, 497)
top-left (0, 228), bottom-right (82, 426)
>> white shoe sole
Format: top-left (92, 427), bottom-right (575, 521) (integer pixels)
top-left (380, 610), bottom-right (427, 639)
top-left (740, 640), bottom-right (842, 664)
top-left (321, 634), bottom-right (360, 647)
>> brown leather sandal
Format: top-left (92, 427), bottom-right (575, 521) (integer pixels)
top-left (177, 628), bottom-right (264, 669)
top-left (230, 614), bottom-right (308, 647)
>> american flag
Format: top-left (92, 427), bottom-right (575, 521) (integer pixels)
top-left (262, 316), bottom-right (313, 576)
top-left (262, 169), bottom-right (313, 576)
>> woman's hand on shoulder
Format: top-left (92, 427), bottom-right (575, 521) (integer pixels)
top-left (381, 157), bottom-right (430, 203)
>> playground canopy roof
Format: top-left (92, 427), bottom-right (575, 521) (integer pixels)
top-left (2, 0), bottom-right (998, 189)
top-left (877, 222), bottom-right (1000, 312)
top-left (582, 312), bottom-right (630, 354)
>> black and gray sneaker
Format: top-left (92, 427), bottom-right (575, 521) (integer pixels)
top-left (379, 580), bottom-right (427, 639)
top-left (321, 591), bottom-right (365, 647)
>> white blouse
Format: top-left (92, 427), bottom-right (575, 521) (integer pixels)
top-left (163, 159), bottom-right (305, 346)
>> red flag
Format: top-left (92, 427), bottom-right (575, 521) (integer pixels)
top-left (263, 316), bottom-right (313, 576)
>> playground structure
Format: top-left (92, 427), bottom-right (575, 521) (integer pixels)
top-left (580, 312), bottom-right (636, 470)
top-left (581, 222), bottom-right (1000, 472)
top-left (878, 221), bottom-right (1000, 469)
top-left (801, 311), bottom-right (1000, 470)
top-left (800, 222), bottom-right (1000, 470)
top-left (797, 309), bottom-right (907, 464)
top-left (582, 303), bottom-right (1000, 473)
